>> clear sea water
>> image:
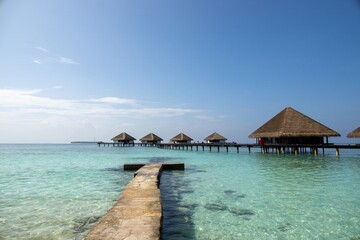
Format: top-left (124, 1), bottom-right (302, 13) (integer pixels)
top-left (1, 144), bottom-right (360, 240)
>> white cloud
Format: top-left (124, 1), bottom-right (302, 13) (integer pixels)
top-left (59, 57), bottom-right (79, 65)
top-left (194, 114), bottom-right (227, 122)
top-left (31, 46), bottom-right (79, 66)
top-left (0, 88), bottom-right (201, 118)
top-left (91, 97), bottom-right (137, 105)
top-left (0, 88), bottom-right (212, 142)
top-left (53, 86), bottom-right (63, 89)
top-left (35, 46), bottom-right (48, 53)
top-left (33, 59), bottom-right (43, 65)
top-left (0, 89), bottom-right (72, 109)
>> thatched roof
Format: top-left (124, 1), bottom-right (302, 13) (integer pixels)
top-left (170, 133), bottom-right (193, 141)
top-left (204, 132), bottom-right (227, 141)
top-left (140, 133), bottom-right (163, 141)
top-left (347, 127), bottom-right (360, 138)
top-left (249, 107), bottom-right (340, 138)
top-left (111, 132), bottom-right (136, 141)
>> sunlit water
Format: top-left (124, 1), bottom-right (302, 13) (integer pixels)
top-left (1, 144), bottom-right (360, 239)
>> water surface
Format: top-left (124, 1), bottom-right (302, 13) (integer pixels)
top-left (1, 144), bottom-right (360, 239)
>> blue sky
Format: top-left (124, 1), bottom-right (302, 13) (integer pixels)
top-left (0, 0), bottom-right (360, 143)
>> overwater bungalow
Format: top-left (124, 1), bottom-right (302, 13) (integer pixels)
top-left (140, 133), bottom-right (163, 144)
top-left (204, 132), bottom-right (227, 144)
top-left (249, 107), bottom-right (340, 144)
top-left (347, 127), bottom-right (360, 138)
top-left (170, 133), bottom-right (193, 144)
top-left (111, 132), bottom-right (136, 144)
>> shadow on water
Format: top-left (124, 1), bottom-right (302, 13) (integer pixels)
top-left (160, 171), bottom-right (196, 240)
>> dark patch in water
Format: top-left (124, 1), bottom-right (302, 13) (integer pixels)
top-left (179, 203), bottom-right (199, 209)
top-left (204, 203), bottom-right (228, 211)
top-left (182, 166), bottom-right (206, 174)
top-left (350, 234), bottom-right (360, 240)
top-left (277, 223), bottom-right (292, 232)
top-left (229, 208), bottom-right (254, 216)
top-left (73, 215), bottom-right (101, 233)
top-left (236, 194), bottom-right (247, 199)
top-left (103, 167), bottom-right (122, 173)
top-left (178, 189), bottom-right (194, 194)
top-left (224, 190), bottom-right (236, 195)
top-left (224, 191), bottom-right (246, 200)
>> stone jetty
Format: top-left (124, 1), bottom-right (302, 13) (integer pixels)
top-left (85, 162), bottom-right (184, 240)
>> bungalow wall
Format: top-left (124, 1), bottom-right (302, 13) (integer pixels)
top-left (171, 140), bottom-right (192, 144)
top-left (207, 139), bottom-right (226, 144)
top-left (264, 137), bottom-right (324, 144)
top-left (141, 140), bottom-right (162, 144)
top-left (113, 140), bottom-right (134, 144)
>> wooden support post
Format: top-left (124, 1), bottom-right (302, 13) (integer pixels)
top-left (217, 146), bottom-right (220, 152)
top-left (248, 146), bottom-right (251, 153)
top-left (314, 148), bottom-right (318, 156)
top-left (226, 146), bottom-right (228, 152)
top-left (237, 146), bottom-right (239, 153)
top-left (336, 148), bottom-right (339, 156)
top-left (294, 147), bottom-right (298, 155)
top-left (277, 147), bottom-right (281, 154)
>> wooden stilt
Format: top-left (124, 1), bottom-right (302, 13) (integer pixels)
top-left (314, 148), bottom-right (318, 156)
top-left (294, 147), bottom-right (298, 155)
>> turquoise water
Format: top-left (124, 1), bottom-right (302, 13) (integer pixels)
top-left (1, 144), bottom-right (360, 239)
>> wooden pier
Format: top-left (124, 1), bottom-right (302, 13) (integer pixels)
top-left (97, 141), bottom-right (360, 156)
top-left (157, 143), bottom-right (360, 156)
top-left (86, 162), bottom-right (184, 240)
top-left (158, 143), bottom-right (257, 153)
top-left (97, 142), bottom-right (157, 147)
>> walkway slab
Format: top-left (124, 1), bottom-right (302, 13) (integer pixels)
top-left (85, 162), bottom-right (184, 240)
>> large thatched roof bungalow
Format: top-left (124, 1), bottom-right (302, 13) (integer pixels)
top-left (204, 132), bottom-right (227, 144)
top-left (347, 127), bottom-right (360, 138)
top-left (140, 133), bottom-right (163, 144)
top-left (249, 107), bottom-right (340, 144)
top-left (111, 132), bottom-right (136, 144)
top-left (170, 133), bottom-right (193, 144)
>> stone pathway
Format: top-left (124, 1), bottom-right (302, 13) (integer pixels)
top-left (86, 162), bottom-right (184, 240)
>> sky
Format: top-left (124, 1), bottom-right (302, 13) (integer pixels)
top-left (0, 0), bottom-right (360, 143)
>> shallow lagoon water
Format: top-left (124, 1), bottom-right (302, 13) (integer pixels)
top-left (1, 144), bottom-right (360, 239)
